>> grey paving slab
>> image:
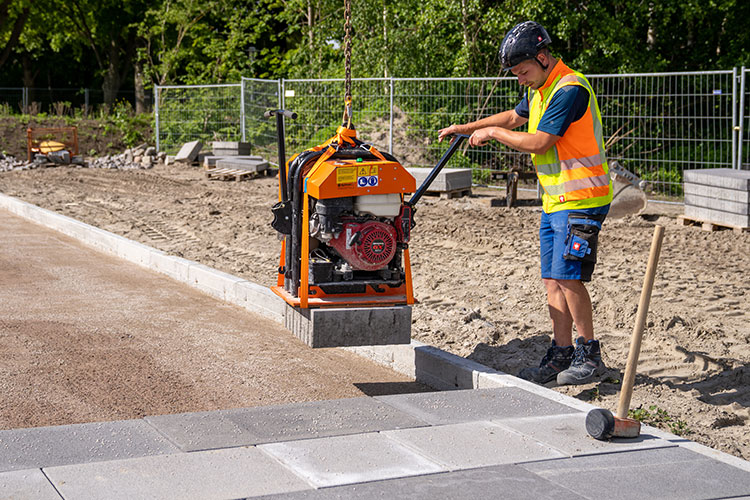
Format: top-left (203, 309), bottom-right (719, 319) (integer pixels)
top-left (685, 192), bottom-right (750, 214)
top-left (375, 387), bottom-right (581, 425)
top-left (494, 413), bottom-right (674, 456)
top-left (44, 447), bottom-right (311, 500)
top-left (203, 154), bottom-right (262, 167)
top-left (174, 140), bottom-right (203, 161)
top-left (254, 464), bottom-right (586, 500)
top-left (684, 204), bottom-right (750, 227)
top-left (406, 167), bottom-right (472, 192)
top-left (259, 432), bottom-right (444, 488)
top-left (0, 420), bottom-right (181, 472)
top-left (521, 446), bottom-right (750, 500)
top-left (684, 182), bottom-right (750, 202)
top-left (0, 469), bottom-right (62, 500)
top-left (684, 168), bottom-right (750, 190)
top-left (212, 141), bottom-right (251, 155)
top-left (146, 397), bottom-right (429, 451)
top-left (215, 158), bottom-right (269, 171)
top-left (383, 420), bottom-right (565, 469)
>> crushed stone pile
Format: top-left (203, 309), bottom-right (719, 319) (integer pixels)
top-left (88, 144), bottom-right (166, 170)
top-left (0, 153), bottom-right (27, 172)
top-left (0, 145), bottom-right (166, 172)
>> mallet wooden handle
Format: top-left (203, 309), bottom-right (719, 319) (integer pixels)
top-left (616, 225), bottom-right (665, 419)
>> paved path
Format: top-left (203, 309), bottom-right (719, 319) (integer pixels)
top-left (3, 207), bottom-right (750, 499)
top-left (3, 388), bottom-right (750, 499)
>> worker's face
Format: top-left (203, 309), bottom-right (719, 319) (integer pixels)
top-left (511, 57), bottom-right (548, 89)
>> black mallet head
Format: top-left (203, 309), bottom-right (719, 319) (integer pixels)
top-left (586, 408), bottom-right (641, 441)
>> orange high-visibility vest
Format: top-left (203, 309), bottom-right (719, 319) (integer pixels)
top-left (527, 60), bottom-right (613, 213)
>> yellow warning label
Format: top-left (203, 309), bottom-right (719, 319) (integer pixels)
top-left (369, 165), bottom-right (379, 176)
top-left (357, 166), bottom-right (369, 177)
top-left (336, 166), bottom-right (356, 185)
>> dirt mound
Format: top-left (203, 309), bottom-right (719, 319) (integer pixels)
top-left (1, 164), bottom-right (748, 459)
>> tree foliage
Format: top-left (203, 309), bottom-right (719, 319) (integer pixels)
top-left (0, 0), bottom-right (748, 107)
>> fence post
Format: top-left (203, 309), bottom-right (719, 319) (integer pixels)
top-left (22, 87), bottom-right (28, 114)
top-left (84, 88), bottom-right (89, 116)
top-left (389, 78), bottom-right (394, 155)
top-left (733, 67), bottom-right (738, 170)
top-left (240, 78), bottom-right (246, 142)
top-left (154, 86), bottom-right (160, 153)
top-left (738, 67), bottom-right (746, 170)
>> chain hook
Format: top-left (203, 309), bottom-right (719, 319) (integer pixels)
top-left (342, 0), bottom-right (353, 128)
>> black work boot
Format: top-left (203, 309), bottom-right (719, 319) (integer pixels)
top-left (556, 336), bottom-right (606, 385)
top-left (518, 340), bottom-right (574, 384)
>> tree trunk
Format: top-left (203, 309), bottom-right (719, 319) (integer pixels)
top-left (134, 58), bottom-right (146, 114)
top-left (21, 53), bottom-right (36, 114)
top-left (0, 6), bottom-right (30, 69)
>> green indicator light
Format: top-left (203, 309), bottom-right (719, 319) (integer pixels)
top-left (356, 157), bottom-right (363, 162)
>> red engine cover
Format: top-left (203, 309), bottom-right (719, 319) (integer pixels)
top-left (328, 220), bottom-right (397, 271)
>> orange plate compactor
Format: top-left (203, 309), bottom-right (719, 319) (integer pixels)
top-left (266, 109), bottom-right (467, 345)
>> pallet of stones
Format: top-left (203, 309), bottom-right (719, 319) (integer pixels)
top-left (683, 168), bottom-right (750, 233)
top-left (204, 158), bottom-right (270, 182)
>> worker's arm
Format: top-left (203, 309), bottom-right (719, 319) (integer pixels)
top-left (438, 110), bottom-right (528, 142)
top-left (468, 127), bottom-right (560, 156)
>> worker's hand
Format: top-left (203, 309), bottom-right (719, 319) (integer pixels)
top-left (469, 128), bottom-right (494, 147)
top-left (438, 124), bottom-right (463, 143)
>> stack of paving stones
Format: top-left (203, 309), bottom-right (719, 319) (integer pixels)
top-left (212, 141), bottom-right (251, 156)
top-left (406, 167), bottom-right (472, 199)
top-left (683, 168), bottom-right (750, 230)
top-left (201, 140), bottom-right (269, 176)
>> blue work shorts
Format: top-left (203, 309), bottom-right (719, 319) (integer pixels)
top-left (539, 204), bottom-right (609, 282)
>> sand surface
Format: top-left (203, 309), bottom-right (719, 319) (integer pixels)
top-left (1, 163), bottom-right (748, 459)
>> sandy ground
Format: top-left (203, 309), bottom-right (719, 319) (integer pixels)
top-left (0, 210), bottom-right (430, 430)
top-left (1, 163), bottom-right (749, 460)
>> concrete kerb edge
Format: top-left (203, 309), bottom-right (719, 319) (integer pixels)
top-left (2, 192), bottom-right (748, 471)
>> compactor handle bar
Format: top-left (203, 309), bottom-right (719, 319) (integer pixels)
top-left (265, 109), bottom-right (297, 203)
top-left (407, 134), bottom-right (469, 207)
top-left (264, 109), bottom-right (298, 120)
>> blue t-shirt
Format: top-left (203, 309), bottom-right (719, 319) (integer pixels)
top-left (514, 85), bottom-right (589, 137)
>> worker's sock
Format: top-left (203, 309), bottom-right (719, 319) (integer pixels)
top-left (518, 340), bottom-right (574, 384)
top-left (556, 336), bottom-right (606, 385)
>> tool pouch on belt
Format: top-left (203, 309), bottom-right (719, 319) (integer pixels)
top-left (563, 213), bottom-right (605, 263)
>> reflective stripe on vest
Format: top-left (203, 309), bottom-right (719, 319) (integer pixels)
top-left (528, 60), bottom-right (613, 213)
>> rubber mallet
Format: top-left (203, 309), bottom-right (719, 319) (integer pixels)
top-left (586, 225), bottom-right (665, 440)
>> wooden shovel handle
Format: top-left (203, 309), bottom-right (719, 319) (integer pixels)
top-left (616, 225), bottom-right (665, 419)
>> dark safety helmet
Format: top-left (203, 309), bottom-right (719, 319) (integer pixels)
top-left (499, 21), bottom-right (552, 70)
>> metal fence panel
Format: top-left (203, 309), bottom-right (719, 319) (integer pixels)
top-left (282, 78), bottom-right (392, 160)
top-left (156, 71), bottom-right (742, 195)
top-left (391, 77), bottom-right (526, 182)
top-left (155, 84), bottom-right (242, 155)
top-left (241, 78), bottom-right (282, 164)
top-left (0, 87), bottom-right (24, 113)
top-left (588, 71), bottom-right (735, 196)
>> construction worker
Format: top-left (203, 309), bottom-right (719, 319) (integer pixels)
top-left (438, 21), bottom-right (612, 385)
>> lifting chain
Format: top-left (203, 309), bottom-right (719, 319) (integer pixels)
top-left (342, 0), bottom-right (353, 127)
